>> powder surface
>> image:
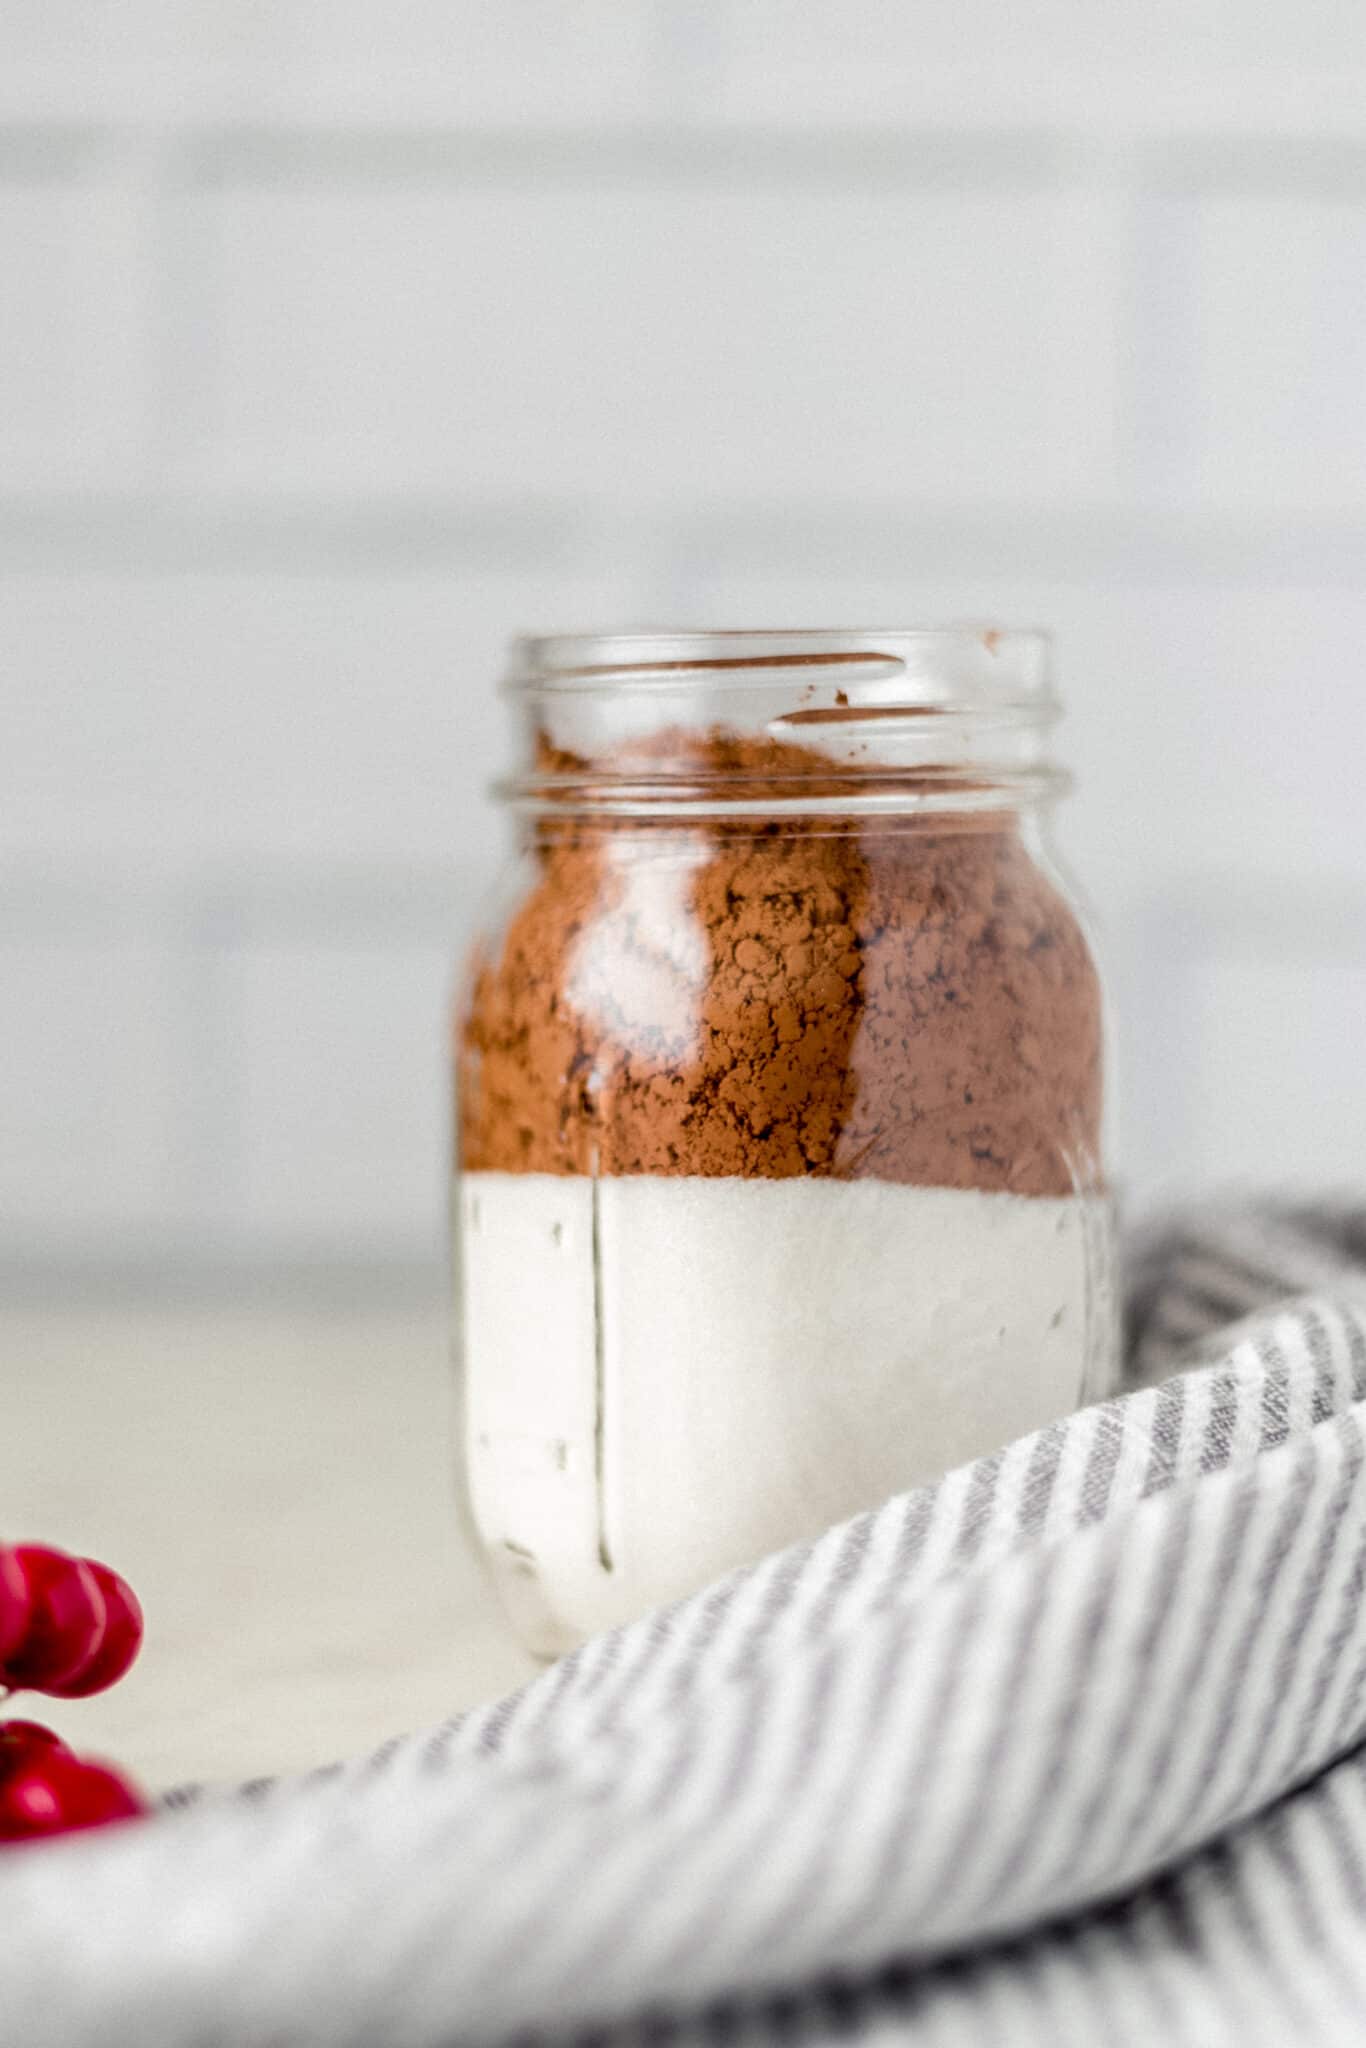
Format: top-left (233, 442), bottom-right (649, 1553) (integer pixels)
top-left (461, 1172), bottom-right (1102, 1646)
top-left (458, 730), bottom-right (1103, 1196)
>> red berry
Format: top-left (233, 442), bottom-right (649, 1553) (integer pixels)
top-left (0, 1761), bottom-right (66, 1838)
top-left (0, 1547), bottom-right (30, 1662)
top-left (51, 1756), bottom-right (146, 1830)
top-left (45, 1563), bottom-right (143, 1699)
top-left (0, 1751), bottom-right (145, 1843)
top-left (1, 1547), bottom-right (107, 1694)
top-left (0, 1721), bottom-right (67, 1780)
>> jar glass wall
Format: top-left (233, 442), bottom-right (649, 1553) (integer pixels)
top-left (454, 631), bottom-right (1117, 1657)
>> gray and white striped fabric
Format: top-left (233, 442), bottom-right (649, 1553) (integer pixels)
top-left (5, 1200), bottom-right (1366, 2048)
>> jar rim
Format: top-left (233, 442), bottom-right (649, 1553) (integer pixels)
top-left (500, 627), bottom-right (1065, 818)
top-left (506, 626), bottom-right (1053, 703)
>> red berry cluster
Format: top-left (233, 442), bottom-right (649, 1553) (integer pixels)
top-left (0, 1543), bottom-right (148, 1843)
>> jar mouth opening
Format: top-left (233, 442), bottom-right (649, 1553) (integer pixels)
top-left (507, 627), bottom-right (1054, 707)
top-left (501, 628), bottom-right (1063, 817)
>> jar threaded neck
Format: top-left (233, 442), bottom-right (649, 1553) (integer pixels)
top-left (499, 627), bottom-right (1065, 817)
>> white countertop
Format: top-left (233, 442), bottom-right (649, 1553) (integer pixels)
top-left (0, 1302), bottom-right (538, 1792)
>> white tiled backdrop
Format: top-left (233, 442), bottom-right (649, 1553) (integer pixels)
top-left (3, 2), bottom-right (1365, 1287)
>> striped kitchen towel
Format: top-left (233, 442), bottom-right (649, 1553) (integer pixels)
top-left (4, 1200), bottom-right (1366, 2047)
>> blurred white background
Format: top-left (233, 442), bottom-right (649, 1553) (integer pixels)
top-left (3, 0), bottom-right (1365, 1293)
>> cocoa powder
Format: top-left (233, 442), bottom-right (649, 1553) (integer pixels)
top-left (458, 730), bottom-right (1103, 1196)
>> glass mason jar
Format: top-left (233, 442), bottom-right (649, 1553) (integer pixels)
top-left (454, 629), bottom-right (1116, 1657)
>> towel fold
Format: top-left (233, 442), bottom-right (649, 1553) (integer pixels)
top-left (5, 1201), bottom-right (1366, 2047)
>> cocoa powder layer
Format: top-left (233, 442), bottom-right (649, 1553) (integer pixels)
top-left (458, 731), bottom-right (1103, 1196)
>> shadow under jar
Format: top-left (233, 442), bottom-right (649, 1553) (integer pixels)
top-left (454, 629), bottom-right (1117, 1658)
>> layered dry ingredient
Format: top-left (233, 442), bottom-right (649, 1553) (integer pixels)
top-left (457, 728), bottom-right (1114, 1652)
